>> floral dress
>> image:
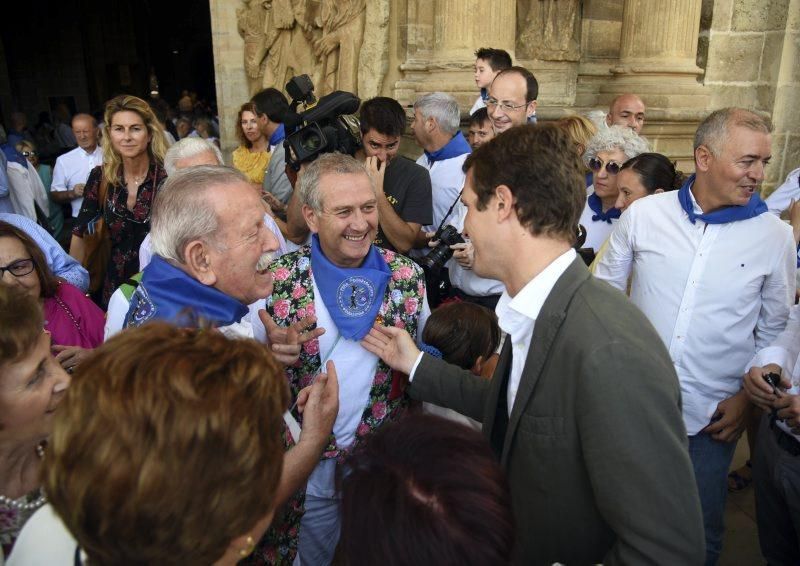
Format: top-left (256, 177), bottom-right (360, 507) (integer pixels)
top-left (73, 162), bottom-right (167, 308)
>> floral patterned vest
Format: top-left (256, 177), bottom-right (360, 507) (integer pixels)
top-left (268, 245), bottom-right (426, 458)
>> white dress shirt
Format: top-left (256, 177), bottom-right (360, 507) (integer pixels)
top-left (749, 304), bottom-right (800, 441)
top-left (765, 167), bottom-right (800, 215)
top-left (410, 248), bottom-right (576, 416)
top-left (51, 145), bottom-right (103, 217)
top-left (595, 188), bottom-right (796, 435)
top-left (579, 190), bottom-right (618, 252)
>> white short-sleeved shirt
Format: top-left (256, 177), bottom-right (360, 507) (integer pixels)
top-left (51, 145), bottom-right (103, 217)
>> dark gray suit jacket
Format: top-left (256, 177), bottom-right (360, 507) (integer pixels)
top-left (411, 258), bottom-right (704, 565)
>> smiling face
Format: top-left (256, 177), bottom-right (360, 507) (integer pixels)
top-left (0, 236), bottom-right (41, 300)
top-left (487, 73), bottom-right (535, 134)
top-left (591, 149), bottom-right (626, 202)
top-left (362, 128), bottom-right (400, 164)
top-left (303, 172), bottom-right (378, 268)
top-left (240, 110), bottom-right (264, 145)
top-left (108, 110), bottom-right (151, 160)
top-left (697, 125), bottom-right (772, 209)
top-left (0, 330), bottom-right (70, 438)
top-left (204, 181), bottom-right (280, 304)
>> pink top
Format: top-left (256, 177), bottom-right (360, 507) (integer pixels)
top-left (43, 282), bottom-right (105, 348)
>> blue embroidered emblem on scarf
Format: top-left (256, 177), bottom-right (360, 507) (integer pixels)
top-left (124, 255), bottom-right (248, 329)
top-left (310, 234), bottom-right (391, 340)
top-left (424, 131), bottom-right (471, 166)
top-left (588, 192), bottom-right (621, 224)
top-left (678, 174), bottom-right (767, 225)
top-left (269, 123), bottom-right (286, 147)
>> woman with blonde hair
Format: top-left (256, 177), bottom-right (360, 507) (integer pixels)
top-left (232, 101), bottom-right (271, 185)
top-left (69, 95), bottom-right (168, 307)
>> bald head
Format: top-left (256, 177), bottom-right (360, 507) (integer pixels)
top-left (606, 94), bottom-right (645, 134)
top-left (72, 113), bottom-right (99, 152)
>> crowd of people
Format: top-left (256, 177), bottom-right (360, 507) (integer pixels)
top-left (1, 44), bottom-right (800, 566)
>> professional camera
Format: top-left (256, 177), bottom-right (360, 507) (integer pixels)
top-left (283, 74), bottom-right (361, 170)
top-left (419, 224), bottom-right (465, 275)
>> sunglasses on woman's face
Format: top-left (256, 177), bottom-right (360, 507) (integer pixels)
top-left (588, 157), bottom-right (622, 175)
top-left (21, 151), bottom-right (37, 157)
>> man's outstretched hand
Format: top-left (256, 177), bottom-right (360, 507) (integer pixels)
top-left (360, 324), bottom-right (420, 375)
top-left (259, 310), bottom-right (326, 366)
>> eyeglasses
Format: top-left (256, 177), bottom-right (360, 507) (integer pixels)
top-left (0, 258), bottom-right (35, 278)
top-left (21, 151), bottom-right (37, 157)
top-left (485, 98), bottom-right (529, 112)
top-left (588, 157), bottom-right (622, 175)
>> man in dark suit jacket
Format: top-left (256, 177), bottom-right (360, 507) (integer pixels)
top-left (362, 124), bottom-right (705, 565)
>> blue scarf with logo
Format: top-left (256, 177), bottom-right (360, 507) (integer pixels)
top-left (269, 123), bottom-right (286, 147)
top-left (678, 174), bottom-right (767, 225)
top-left (588, 192), bottom-right (621, 224)
top-left (425, 131), bottom-right (471, 166)
top-left (124, 255), bottom-right (249, 329)
top-left (310, 234), bottom-right (391, 340)
top-left (480, 88), bottom-right (488, 102)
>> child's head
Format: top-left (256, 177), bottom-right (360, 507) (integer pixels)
top-left (422, 302), bottom-right (500, 375)
top-left (468, 108), bottom-right (495, 150)
top-left (474, 48), bottom-right (512, 89)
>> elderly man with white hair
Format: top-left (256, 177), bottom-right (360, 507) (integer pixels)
top-left (579, 125), bottom-right (649, 252)
top-left (104, 138), bottom-right (287, 338)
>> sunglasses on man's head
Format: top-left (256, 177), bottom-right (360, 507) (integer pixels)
top-left (588, 157), bottom-right (621, 175)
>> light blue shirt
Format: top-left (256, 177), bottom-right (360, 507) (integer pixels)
top-left (0, 151), bottom-right (13, 213)
top-left (0, 213), bottom-right (89, 292)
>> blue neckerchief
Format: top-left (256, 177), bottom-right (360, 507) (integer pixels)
top-left (588, 192), bottom-right (621, 224)
top-left (124, 256), bottom-right (248, 329)
top-left (480, 88), bottom-right (488, 102)
top-left (310, 234), bottom-right (391, 340)
top-left (425, 131), bottom-right (471, 166)
top-left (1, 140), bottom-right (26, 167)
top-left (269, 123), bottom-right (286, 147)
top-left (678, 174), bottom-right (767, 225)
top-left (527, 114), bottom-right (537, 125)
top-left (419, 343), bottom-right (443, 359)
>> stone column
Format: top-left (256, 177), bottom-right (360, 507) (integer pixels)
top-left (394, 0), bottom-right (515, 109)
top-left (766, 0), bottom-right (800, 192)
top-left (601, 0), bottom-right (709, 109)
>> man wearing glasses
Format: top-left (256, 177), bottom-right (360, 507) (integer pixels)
top-left (595, 108), bottom-right (796, 565)
top-left (485, 66), bottom-right (538, 134)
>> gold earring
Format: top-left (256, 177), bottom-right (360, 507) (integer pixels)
top-left (239, 535), bottom-right (256, 558)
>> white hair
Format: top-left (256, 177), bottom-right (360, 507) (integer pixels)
top-left (151, 165), bottom-right (247, 263)
top-left (413, 92), bottom-right (461, 135)
top-left (297, 153), bottom-right (373, 212)
top-left (583, 125), bottom-right (650, 166)
top-left (163, 137), bottom-right (224, 175)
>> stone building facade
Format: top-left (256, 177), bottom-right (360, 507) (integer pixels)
top-left (211, 0), bottom-right (799, 191)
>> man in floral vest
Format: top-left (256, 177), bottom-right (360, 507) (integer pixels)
top-left (267, 152), bottom-right (430, 564)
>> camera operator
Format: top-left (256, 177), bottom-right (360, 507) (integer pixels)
top-left (356, 97), bottom-right (433, 255)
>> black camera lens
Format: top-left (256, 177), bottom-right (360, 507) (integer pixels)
top-left (300, 130), bottom-right (323, 152)
top-left (419, 225), bottom-right (464, 274)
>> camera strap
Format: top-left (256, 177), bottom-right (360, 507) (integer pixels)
top-left (434, 190), bottom-right (463, 237)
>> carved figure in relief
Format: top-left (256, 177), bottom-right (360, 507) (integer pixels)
top-left (236, 0), bottom-right (269, 94)
top-left (314, 0), bottom-right (366, 94)
top-left (517, 0), bottom-right (581, 61)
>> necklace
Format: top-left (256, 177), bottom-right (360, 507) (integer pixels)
top-left (125, 171), bottom-right (147, 186)
top-left (0, 441), bottom-right (48, 511)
